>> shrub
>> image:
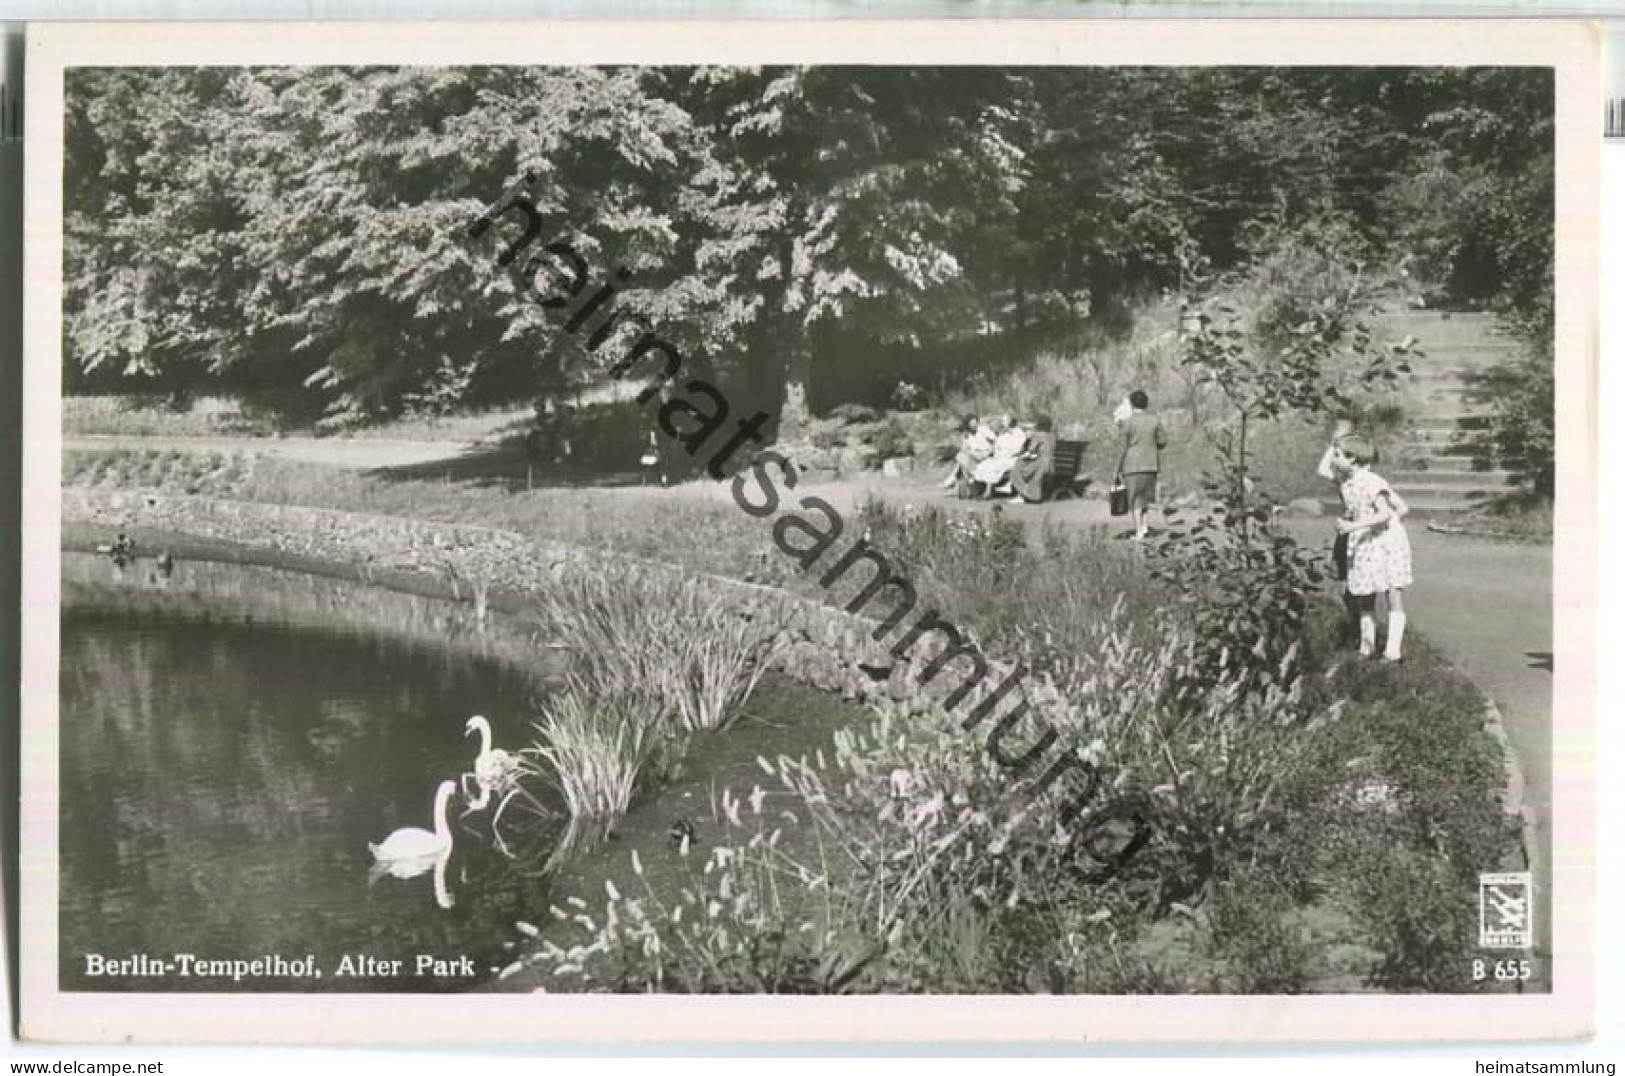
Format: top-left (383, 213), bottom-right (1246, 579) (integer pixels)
top-left (528, 734), bottom-right (1120, 993)
top-left (530, 609), bottom-right (1342, 994)
top-left (1475, 350), bottom-right (1555, 499)
top-left (1320, 651), bottom-right (1517, 882)
top-left (63, 394), bottom-right (278, 438)
top-left (806, 423), bottom-right (844, 450)
top-left (1145, 504), bottom-right (1330, 698)
top-left (1206, 869), bottom-right (1314, 993)
top-left (867, 418), bottom-right (913, 459)
top-left (851, 497), bottom-right (1027, 590)
top-left (936, 297), bottom-right (1188, 435)
top-left (1232, 214), bottom-right (1384, 360)
top-left (1342, 836), bottom-right (1481, 992)
top-left (827, 403), bottom-right (881, 424)
top-left (531, 817), bottom-right (856, 993)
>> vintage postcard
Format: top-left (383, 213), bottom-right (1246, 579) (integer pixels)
top-left (18, 18), bottom-right (1599, 1045)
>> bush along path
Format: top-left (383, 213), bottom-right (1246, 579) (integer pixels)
top-left (62, 486), bottom-right (1528, 993)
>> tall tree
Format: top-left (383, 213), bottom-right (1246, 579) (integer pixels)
top-left (63, 66), bottom-right (1554, 426)
top-left (662, 66), bottom-right (1031, 432)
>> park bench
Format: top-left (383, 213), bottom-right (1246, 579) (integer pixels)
top-left (957, 438), bottom-right (1091, 502)
top-left (1042, 438), bottom-right (1091, 501)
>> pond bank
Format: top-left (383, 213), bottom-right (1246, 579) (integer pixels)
top-left (59, 485), bottom-right (1533, 994)
top-left (60, 518), bottom-right (872, 994)
top-left (62, 487), bottom-right (999, 716)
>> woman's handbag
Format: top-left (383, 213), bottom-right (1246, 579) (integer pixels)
top-left (1109, 476), bottom-right (1130, 517)
top-left (1331, 532), bottom-right (1350, 581)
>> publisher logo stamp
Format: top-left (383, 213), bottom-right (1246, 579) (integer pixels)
top-left (1479, 871), bottom-right (1534, 949)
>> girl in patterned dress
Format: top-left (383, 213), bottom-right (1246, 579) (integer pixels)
top-left (1333, 435), bottom-right (1413, 661)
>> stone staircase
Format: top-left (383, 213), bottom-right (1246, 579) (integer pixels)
top-left (1378, 310), bottom-right (1523, 515)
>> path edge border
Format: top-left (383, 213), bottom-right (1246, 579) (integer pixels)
top-left (1478, 693), bottom-right (1538, 875)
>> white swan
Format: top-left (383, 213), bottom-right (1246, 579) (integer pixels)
top-left (462, 715), bottom-right (529, 855)
top-left (463, 716), bottom-right (525, 807)
top-left (368, 780), bottom-right (457, 901)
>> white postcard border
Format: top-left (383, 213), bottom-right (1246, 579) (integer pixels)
top-left (19, 17), bottom-right (1601, 1045)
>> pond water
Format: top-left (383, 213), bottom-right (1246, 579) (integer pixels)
top-left (59, 553), bottom-right (559, 993)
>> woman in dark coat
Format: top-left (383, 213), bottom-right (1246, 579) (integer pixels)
top-left (1011, 415), bottom-right (1057, 504)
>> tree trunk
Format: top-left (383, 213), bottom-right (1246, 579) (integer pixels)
top-left (769, 235), bottom-right (812, 440)
top-left (1237, 409), bottom-right (1250, 543)
top-left (779, 341), bottom-right (812, 441)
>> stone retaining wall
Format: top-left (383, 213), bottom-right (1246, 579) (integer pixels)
top-left (61, 487), bottom-right (942, 708)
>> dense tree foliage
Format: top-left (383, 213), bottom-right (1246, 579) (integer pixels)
top-left (63, 65), bottom-right (1552, 427)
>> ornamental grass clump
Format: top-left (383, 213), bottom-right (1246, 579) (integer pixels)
top-left (528, 671), bottom-right (665, 866)
top-left (541, 565), bottom-right (781, 734)
top-left (648, 587), bottom-right (782, 733)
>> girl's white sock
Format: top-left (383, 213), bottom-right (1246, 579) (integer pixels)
top-left (1359, 614), bottom-right (1377, 657)
top-left (1386, 611), bottom-right (1408, 661)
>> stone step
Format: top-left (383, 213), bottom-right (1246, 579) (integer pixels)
top-left (1402, 339), bottom-right (1522, 353)
top-left (1412, 403), bottom-right (1498, 421)
top-left (1406, 369), bottom-right (1490, 382)
top-left (1391, 461), bottom-right (1516, 479)
top-left (1402, 425), bottom-right (1495, 440)
top-left (1413, 377), bottom-right (1508, 391)
top-left (1406, 393), bottom-right (1503, 412)
top-left (1390, 471), bottom-right (1519, 491)
top-left (1380, 311), bottom-right (1511, 341)
top-left (1405, 378), bottom-right (1499, 394)
top-left (1386, 345), bottom-right (1517, 365)
top-left (1408, 413), bottom-right (1495, 432)
top-left (1405, 356), bottom-right (1522, 374)
top-left (1395, 492), bottom-right (1506, 513)
top-left (1413, 403), bottom-right (1500, 421)
top-left (1397, 445), bottom-right (1495, 464)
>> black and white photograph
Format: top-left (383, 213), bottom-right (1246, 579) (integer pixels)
top-left (17, 19), bottom-right (1599, 1045)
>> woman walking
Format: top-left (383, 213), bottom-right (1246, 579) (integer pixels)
top-left (1116, 391), bottom-right (1167, 540)
top-left (1331, 434), bottom-right (1413, 662)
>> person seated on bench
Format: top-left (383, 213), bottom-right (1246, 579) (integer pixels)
top-left (1010, 414), bottom-right (1057, 504)
top-left (971, 415), bottom-right (1028, 497)
top-left (940, 415), bottom-right (997, 491)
